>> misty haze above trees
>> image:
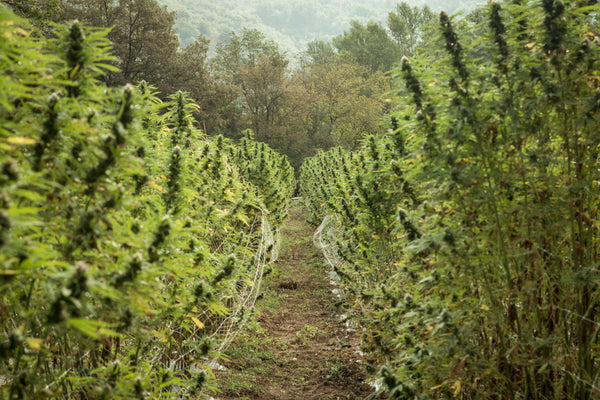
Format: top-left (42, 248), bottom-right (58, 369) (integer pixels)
top-left (158, 0), bottom-right (482, 53)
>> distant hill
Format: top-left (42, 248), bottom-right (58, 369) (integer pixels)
top-left (158, 0), bottom-right (484, 55)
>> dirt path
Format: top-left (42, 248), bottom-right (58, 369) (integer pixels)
top-left (214, 202), bottom-right (378, 400)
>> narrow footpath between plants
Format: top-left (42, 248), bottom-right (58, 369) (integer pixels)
top-left (214, 201), bottom-right (378, 400)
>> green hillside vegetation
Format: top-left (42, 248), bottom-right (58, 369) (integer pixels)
top-left (3, 0), bottom-right (600, 399)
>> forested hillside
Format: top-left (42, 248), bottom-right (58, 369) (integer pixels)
top-left (159, 0), bottom-right (483, 52)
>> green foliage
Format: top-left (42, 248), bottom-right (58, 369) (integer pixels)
top-left (212, 28), bottom-right (289, 142)
top-left (388, 2), bottom-right (436, 58)
top-left (231, 132), bottom-right (296, 227)
top-left (58, 0), bottom-right (179, 87)
top-left (0, 10), bottom-right (292, 399)
top-left (157, 0), bottom-right (483, 55)
top-left (38, 0), bottom-right (452, 176)
top-left (57, 0), bottom-right (238, 137)
top-left (333, 20), bottom-right (401, 73)
top-left (301, 1), bottom-right (600, 398)
top-left (283, 58), bottom-right (390, 170)
top-left (0, 0), bottom-right (60, 32)
top-left (306, 39), bottom-right (336, 65)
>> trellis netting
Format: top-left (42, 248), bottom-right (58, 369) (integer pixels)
top-left (208, 212), bottom-right (280, 357)
top-left (312, 213), bottom-right (348, 278)
top-left (163, 209), bottom-right (281, 378)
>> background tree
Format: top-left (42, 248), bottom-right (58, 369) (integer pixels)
top-left (387, 2), bottom-right (435, 57)
top-left (333, 20), bottom-right (401, 73)
top-left (0, 0), bottom-right (60, 31)
top-left (59, 0), bottom-right (179, 88)
top-left (281, 54), bottom-right (389, 168)
top-left (212, 28), bottom-right (289, 143)
top-left (305, 39), bottom-right (336, 65)
top-left (302, 59), bottom-right (388, 148)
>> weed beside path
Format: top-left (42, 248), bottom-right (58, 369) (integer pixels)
top-left (214, 202), bottom-right (378, 400)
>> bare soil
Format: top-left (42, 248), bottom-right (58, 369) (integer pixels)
top-left (214, 202), bottom-right (380, 400)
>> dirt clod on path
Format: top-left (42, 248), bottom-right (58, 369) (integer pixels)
top-left (215, 203), bottom-right (379, 400)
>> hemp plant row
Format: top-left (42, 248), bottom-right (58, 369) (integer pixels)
top-left (300, 1), bottom-right (600, 398)
top-left (0, 9), bottom-right (294, 399)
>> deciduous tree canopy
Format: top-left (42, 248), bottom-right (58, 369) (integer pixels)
top-left (212, 29), bottom-right (289, 142)
top-left (59, 0), bottom-right (179, 87)
top-left (388, 1), bottom-right (436, 57)
top-left (333, 20), bottom-right (401, 73)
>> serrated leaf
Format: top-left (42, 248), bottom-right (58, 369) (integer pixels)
top-left (12, 189), bottom-right (44, 202)
top-left (13, 27), bottom-right (28, 37)
top-left (67, 318), bottom-right (122, 340)
top-left (26, 338), bottom-right (43, 352)
top-left (430, 381), bottom-right (447, 391)
top-left (0, 269), bottom-right (19, 276)
top-left (237, 213), bottom-right (250, 226)
top-left (190, 316), bottom-right (204, 330)
top-left (452, 380), bottom-right (462, 397)
top-left (6, 136), bottom-right (36, 145)
top-left (148, 181), bottom-right (167, 194)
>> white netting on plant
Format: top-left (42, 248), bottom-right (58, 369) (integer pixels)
top-left (208, 210), bottom-right (279, 355)
top-left (312, 212), bottom-right (366, 332)
top-left (165, 209), bottom-right (280, 374)
top-left (313, 213), bottom-right (348, 275)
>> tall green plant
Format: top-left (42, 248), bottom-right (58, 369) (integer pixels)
top-left (0, 9), bottom-right (295, 398)
top-left (301, 1), bottom-right (600, 398)
top-left (389, 2), bottom-right (600, 397)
